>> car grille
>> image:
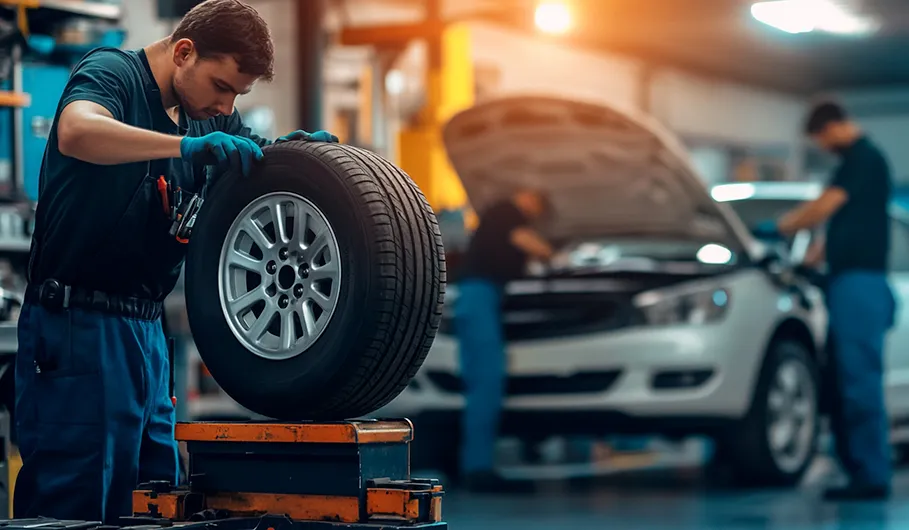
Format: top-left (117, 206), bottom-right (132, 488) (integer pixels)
top-left (441, 291), bottom-right (642, 341)
top-left (425, 370), bottom-right (622, 396)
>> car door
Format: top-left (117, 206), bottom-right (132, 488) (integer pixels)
top-left (885, 214), bottom-right (909, 420)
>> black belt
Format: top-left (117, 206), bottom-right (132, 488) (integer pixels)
top-left (25, 279), bottom-right (163, 321)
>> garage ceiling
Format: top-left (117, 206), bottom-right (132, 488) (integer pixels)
top-left (497, 0), bottom-right (909, 94)
top-left (363, 0), bottom-right (909, 95)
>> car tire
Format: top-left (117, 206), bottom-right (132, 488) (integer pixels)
top-left (720, 339), bottom-right (820, 487)
top-left (184, 141), bottom-right (446, 420)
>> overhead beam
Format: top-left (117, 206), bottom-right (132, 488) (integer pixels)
top-left (339, 20), bottom-right (446, 46)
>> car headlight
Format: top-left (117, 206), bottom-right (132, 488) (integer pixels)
top-left (634, 286), bottom-right (730, 326)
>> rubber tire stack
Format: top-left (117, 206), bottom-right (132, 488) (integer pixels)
top-left (184, 141), bottom-right (446, 421)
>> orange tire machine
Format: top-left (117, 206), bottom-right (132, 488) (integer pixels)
top-left (124, 419), bottom-right (447, 529)
top-left (8, 419), bottom-right (446, 529)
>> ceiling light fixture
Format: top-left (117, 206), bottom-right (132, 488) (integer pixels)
top-left (750, 0), bottom-right (878, 35)
top-left (535, 1), bottom-right (571, 35)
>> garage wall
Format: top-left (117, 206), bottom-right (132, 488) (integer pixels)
top-left (466, 22), bottom-right (808, 182)
top-left (468, 23), bottom-right (643, 113)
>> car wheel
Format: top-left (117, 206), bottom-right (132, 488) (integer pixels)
top-left (184, 141), bottom-right (446, 420)
top-left (722, 339), bottom-right (820, 487)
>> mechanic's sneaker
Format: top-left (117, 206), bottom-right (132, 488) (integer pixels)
top-left (461, 470), bottom-right (534, 494)
top-left (823, 483), bottom-right (890, 501)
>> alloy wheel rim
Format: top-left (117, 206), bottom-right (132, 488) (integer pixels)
top-left (766, 358), bottom-right (817, 473)
top-left (218, 192), bottom-right (341, 360)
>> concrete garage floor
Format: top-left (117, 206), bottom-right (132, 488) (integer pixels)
top-left (438, 460), bottom-right (909, 530)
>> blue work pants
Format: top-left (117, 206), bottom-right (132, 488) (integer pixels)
top-left (13, 302), bottom-right (179, 524)
top-left (455, 278), bottom-right (506, 476)
top-left (826, 270), bottom-right (896, 489)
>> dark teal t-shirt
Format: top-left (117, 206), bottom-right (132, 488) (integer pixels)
top-left (28, 46), bottom-right (271, 301)
top-left (825, 136), bottom-right (892, 277)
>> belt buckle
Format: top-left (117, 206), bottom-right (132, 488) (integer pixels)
top-left (39, 279), bottom-right (70, 312)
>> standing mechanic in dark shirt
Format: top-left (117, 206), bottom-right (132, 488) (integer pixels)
top-left (758, 101), bottom-right (895, 501)
top-left (15, 0), bottom-right (337, 523)
top-left (455, 189), bottom-right (554, 491)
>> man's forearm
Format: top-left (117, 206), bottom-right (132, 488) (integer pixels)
top-left (511, 227), bottom-right (554, 260)
top-left (777, 204), bottom-right (817, 235)
top-left (58, 105), bottom-right (183, 164)
top-left (778, 187), bottom-right (848, 236)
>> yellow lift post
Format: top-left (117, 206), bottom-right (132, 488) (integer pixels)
top-left (339, 0), bottom-right (473, 212)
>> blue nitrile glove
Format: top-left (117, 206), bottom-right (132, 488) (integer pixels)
top-left (180, 132), bottom-right (264, 178)
top-left (753, 219), bottom-right (783, 240)
top-left (274, 129), bottom-right (339, 144)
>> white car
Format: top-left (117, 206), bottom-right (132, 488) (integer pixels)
top-left (711, 180), bottom-right (909, 435)
top-left (373, 95), bottom-right (830, 487)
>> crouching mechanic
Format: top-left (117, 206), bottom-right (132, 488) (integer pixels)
top-left (14, 0), bottom-right (338, 523)
top-left (755, 101), bottom-right (896, 501)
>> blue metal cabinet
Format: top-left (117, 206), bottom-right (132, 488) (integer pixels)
top-left (21, 63), bottom-right (72, 201)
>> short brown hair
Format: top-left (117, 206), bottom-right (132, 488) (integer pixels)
top-left (171, 0), bottom-right (275, 82)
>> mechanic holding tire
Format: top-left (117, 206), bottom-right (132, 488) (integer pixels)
top-left (14, 0), bottom-right (337, 523)
top-left (455, 188), bottom-right (554, 492)
top-left (757, 101), bottom-right (896, 501)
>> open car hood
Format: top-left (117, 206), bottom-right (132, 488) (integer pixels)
top-left (441, 95), bottom-right (751, 247)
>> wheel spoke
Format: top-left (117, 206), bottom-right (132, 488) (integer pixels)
top-left (792, 399), bottom-right (812, 419)
top-left (281, 310), bottom-right (296, 350)
top-left (300, 300), bottom-right (317, 335)
top-left (241, 217), bottom-right (273, 252)
top-left (304, 232), bottom-right (329, 262)
top-left (228, 285), bottom-right (267, 315)
top-left (309, 261), bottom-right (339, 281)
top-left (294, 210), bottom-right (309, 251)
top-left (770, 421), bottom-right (792, 451)
top-left (270, 201), bottom-right (290, 245)
top-left (247, 305), bottom-right (277, 341)
top-left (228, 251), bottom-right (263, 274)
top-left (768, 389), bottom-right (785, 412)
top-left (778, 364), bottom-right (798, 393)
top-left (309, 284), bottom-right (331, 308)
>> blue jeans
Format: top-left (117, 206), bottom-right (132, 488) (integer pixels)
top-left (455, 278), bottom-right (506, 475)
top-left (13, 302), bottom-right (179, 523)
top-left (826, 271), bottom-right (896, 488)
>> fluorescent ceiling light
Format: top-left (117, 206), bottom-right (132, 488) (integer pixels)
top-left (751, 0), bottom-right (878, 35)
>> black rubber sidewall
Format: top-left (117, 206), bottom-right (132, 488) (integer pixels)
top-left (185, 143), bottom-right (379, 417)
top-left (728, 339), bottom-right (819, 486)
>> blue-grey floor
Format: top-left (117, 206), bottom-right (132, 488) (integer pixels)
top-left (437, 464), bottom-right (909, 530)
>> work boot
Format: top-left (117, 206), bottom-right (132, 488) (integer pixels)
top-left (461, 469), bottom-right (534, 494)
top-left (823, 483), bottom-right (890, 501)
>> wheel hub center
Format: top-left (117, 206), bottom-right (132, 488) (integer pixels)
top-left (278, 265), bottom-right (297, 290)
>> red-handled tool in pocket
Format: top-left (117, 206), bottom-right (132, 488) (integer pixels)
top-left (157, 176), bottom-right (170, 215)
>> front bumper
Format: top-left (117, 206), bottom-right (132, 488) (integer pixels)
top-left (376, 323), bottom-right (769, 422)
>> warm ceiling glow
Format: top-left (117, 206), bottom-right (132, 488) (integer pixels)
top-left (535, 2), bottom-right (571, 34)
top-left (751, 0), bottom-right (878, 35)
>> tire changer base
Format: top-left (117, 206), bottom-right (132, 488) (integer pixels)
top-left (7, 419), bottom-right (447, 530)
